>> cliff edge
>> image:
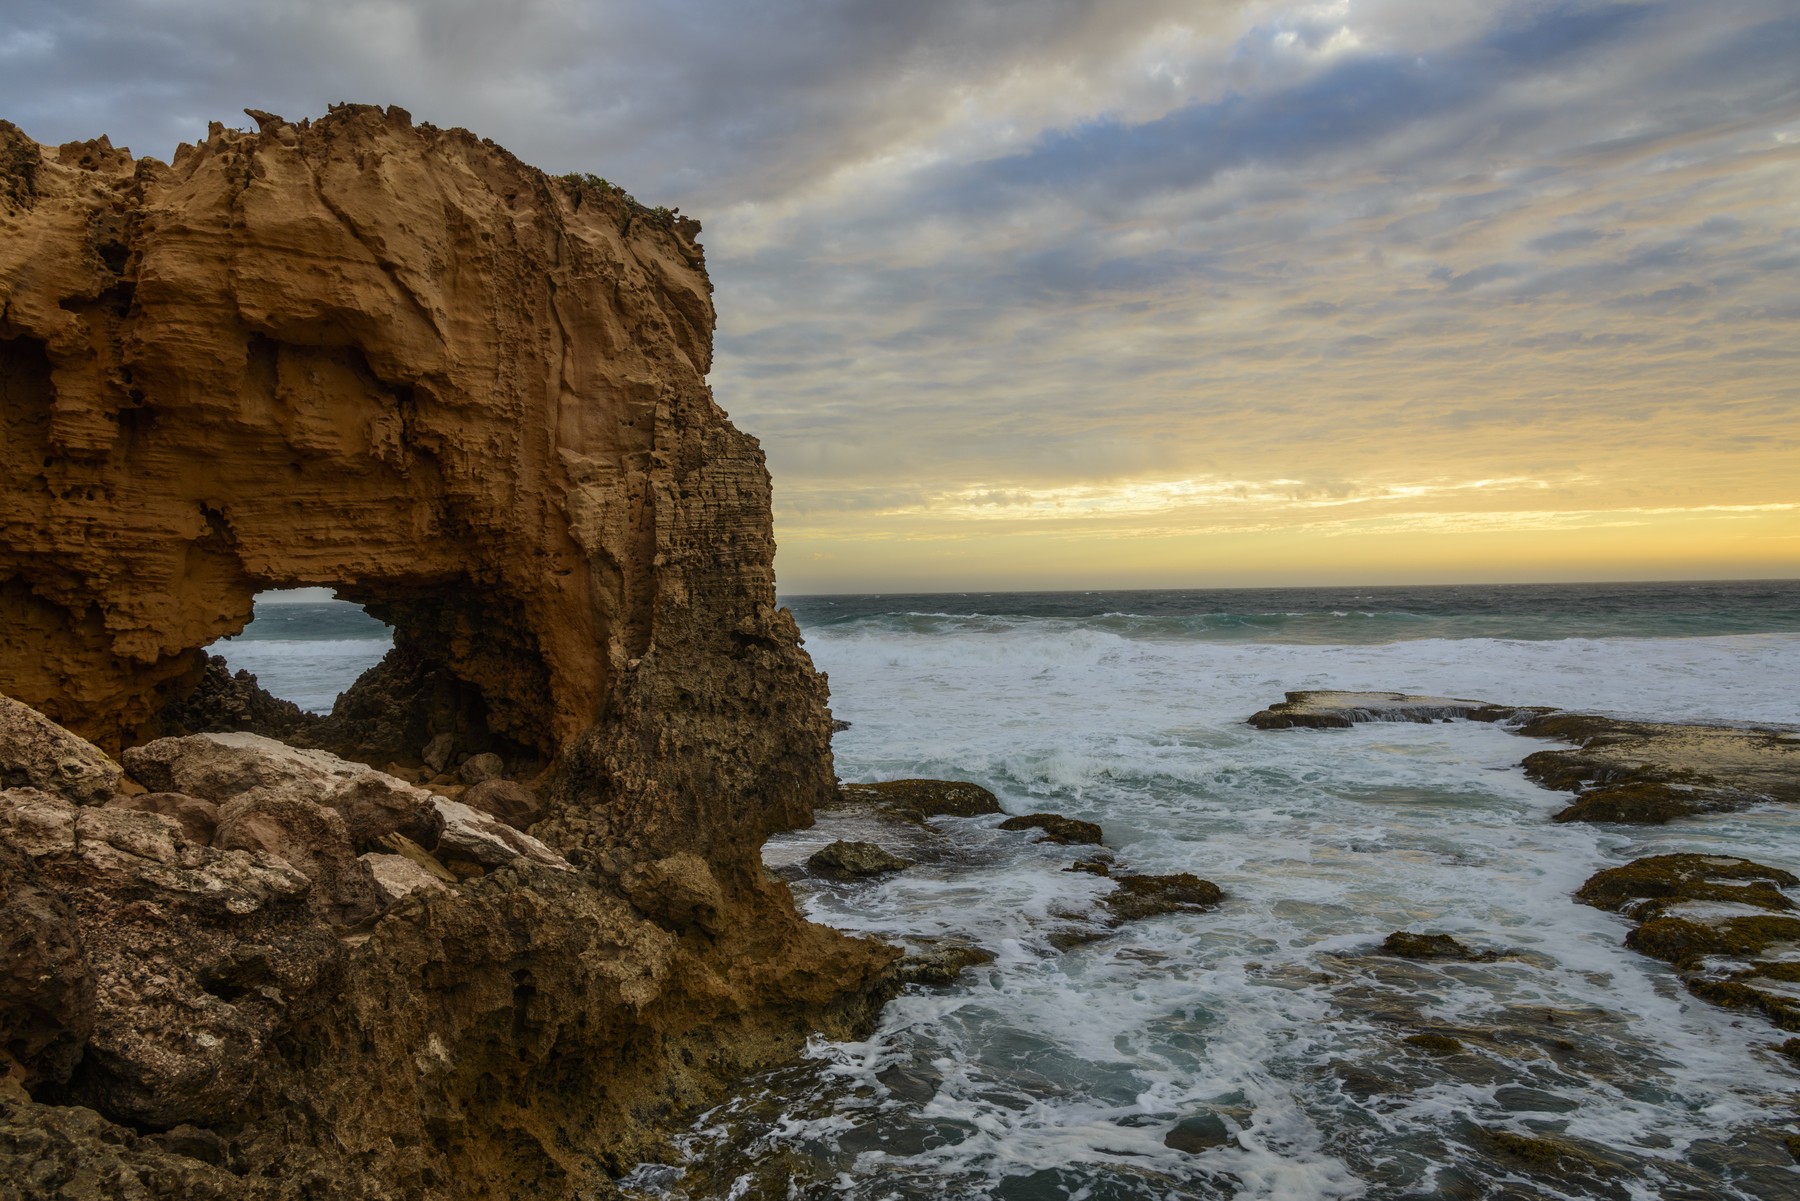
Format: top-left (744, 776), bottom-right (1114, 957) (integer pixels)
top-left (0, 106), bottom-right (892, 1197)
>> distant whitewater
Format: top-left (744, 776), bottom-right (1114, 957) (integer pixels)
top-left (229, 579), bottom-right (1800, 1198)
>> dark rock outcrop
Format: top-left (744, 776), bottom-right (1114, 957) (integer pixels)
top-left (1378, 931), bottom-right (1500, 962)
top-left (1578, 854), bottom-right (1800, 1031)
top-left (807, 839), bottom-right (913, 880)
top-left (834, 778), bottom-right (1003, 820)
top-left (998, 812), bottom-right (1104, 845)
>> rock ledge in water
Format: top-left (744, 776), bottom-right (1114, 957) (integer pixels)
top-left (807, 840), bottom-right (913, 880)
top-left (1579, 853), bottom-right (1800, 1031)
top-left (998, 812), bottom-right (1103, 845)
top-left (1248, 690), bottom-right (1530, 730)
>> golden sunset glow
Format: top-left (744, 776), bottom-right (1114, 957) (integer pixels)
top-left (6, 1), bottom-right (1796, 591)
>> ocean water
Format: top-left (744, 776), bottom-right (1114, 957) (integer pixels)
top-left (228, 581), bottom-right (1800, 1197)
top-left (629, 580), bottom-right (1800, 1200)
top-left (214, 592), bottom-right (392, 714)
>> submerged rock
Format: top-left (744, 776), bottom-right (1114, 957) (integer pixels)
top-left (896, 940), bottom-right (997, 986)
top-left (1247, 690), bottom-right (1528, 730)
top-left (836, 778), bottom-right (1003, 820)
top-left (1164, 1111), bottom-right (1234, 1153)
top-left (808, 839), bottom-right (914, 880)
top-left (998, 813), bottom-right (1103, 845)
top-left (1379, 931), bottom-right (1501, 962)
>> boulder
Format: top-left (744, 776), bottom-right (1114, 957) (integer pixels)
top-left (421, 732), bottom-right (456, 774)
top-left (122, 732), bottom-right (363, 801)
top-left (214, 791), bottom-right (381, 924)
top-left (620, 853), bottom-right (725, 933)
top-left (321, 770), bottom-right (444, 847)
top-left (103, 791), bottom-right (219, 845)
top-left (457, 752), bottom-right (505, 784)
top-left (1, 787), bottom-right (338, 1129)
top-left (998, 813), bottom-right (1103, 846)
top-left (462, 777), bottom-right (544, 830)
top-left (0, 693), bottom-right (122, 804)
top-left (360, 852), bottom-right (453, 905)
top-left (807, 840), bottom-right (913, 880)
top-left (431, 797), bottom-right (570, 872)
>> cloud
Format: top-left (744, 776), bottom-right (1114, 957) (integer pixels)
top-left (2, 0), bottom-right (1796, 587)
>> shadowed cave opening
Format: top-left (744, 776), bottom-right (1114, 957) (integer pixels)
top-left (167, 585), bottom-right (550, 781)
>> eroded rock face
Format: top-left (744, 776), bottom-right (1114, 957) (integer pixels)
top-left (0, 107), bottom-right (891, 1198)
top-left (0, 106), bottom-right (837, 868)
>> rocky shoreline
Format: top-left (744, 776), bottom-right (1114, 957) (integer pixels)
top-left (1248, 689), bottom-right (1800, 1055)
top-left (0, 107), bottom-right (892, 1198)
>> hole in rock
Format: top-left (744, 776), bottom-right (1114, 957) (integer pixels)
top-left (215, 588), bottom-right (393, 715)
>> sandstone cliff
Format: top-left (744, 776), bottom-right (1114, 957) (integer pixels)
top-left (0, 106), bottom-right (891, 1198)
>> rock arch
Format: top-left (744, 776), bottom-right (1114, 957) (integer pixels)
top-left (0, 106), bottom-right (835, 862)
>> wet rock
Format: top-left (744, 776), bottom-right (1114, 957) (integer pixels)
top-left (1576, 853), bottom-right (1796, 918)
top-left (103, 791), bottom-right (219, 845)
top-left (1403, 1033), bottom-right (1465, 1056)
top-left (998, 813), bottom-right (1103, 845)
top-left (1474, 1128), bottom-right (1625, 1181)
top-left (0, 693), bottom-right (121, 804)
top-left (1164, 1111), bottom-right (1234, 1153)
top-left (896, 940), bottom-right (996, 986)
top-left (1580, 853), bottom-right (1800, 1032)
top-left (431, 797), bottom-right (570, 872)
top-left (462, 777), bottom-right (544, 830)
top-left (360, 851), bottom-right (453, 904)
top-left (831, 719), bottom-right (852, 733)
top-left (1101, 872), bottom-right (1224, 922)
top-left (836, 778), bottom-right (1002, 820)
top-left (1518, 712), bottom-right (1800, 823)
top-left (875, 1060), bottom-right (940, 1103)
top-left (320, 769), bottom-right (443, 847)
top-left (1380, 932), bottom-right (1501, 962)
top-left (1248, 690), bottom-right (1528, 730)
top-left (214, 791), bottom-right (381, 925)
top-left (1066, 857), bottom-right (1112, 876)
top-left (807, 840), bottom-right (913, 880)
top-left (457, 751), bottom-right (505, 784)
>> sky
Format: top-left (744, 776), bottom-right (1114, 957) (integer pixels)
top-left (3, 1), bottom-right (1796, 593)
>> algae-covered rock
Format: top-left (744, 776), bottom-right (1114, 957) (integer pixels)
top-left (998, 813), bottom-right (1103, 845)
top-left (1581, 853), bottom-right (1800, 1033)
top-left (836, 778), bottom-right (1003, 820)
top-left (807, 840), bottom-right (913, 880)
top-left (1403, 1033), bottom-right (1465, 1055)
top-left (1101, 872), bottom-right (1224, 922)
top-left (1380, 931), bottom-right (1500, 962)
top-left (1576, 854), bottom-right (1796, 918)
top-left (896, 940), bottom-right (997, 986)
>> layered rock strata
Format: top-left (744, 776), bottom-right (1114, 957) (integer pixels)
top-left (0, 107), bottom-right (891, 1198)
